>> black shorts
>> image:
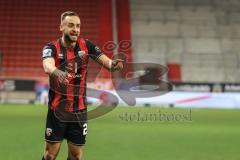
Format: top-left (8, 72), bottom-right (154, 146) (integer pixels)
top-left (44, 108), bottom-right (88, 145)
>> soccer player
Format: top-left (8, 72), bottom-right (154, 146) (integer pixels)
top-left (42, 11), bottom-right (123, 160)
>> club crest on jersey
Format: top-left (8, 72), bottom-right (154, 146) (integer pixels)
top-left (46, 128), bottom-right (52, 137)
top-left (78, 51), bottom-right (85, 57)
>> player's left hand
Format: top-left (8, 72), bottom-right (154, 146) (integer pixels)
top-left (111, 59), bottom-right (124, 71)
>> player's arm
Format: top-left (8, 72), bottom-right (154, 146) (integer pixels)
top-left (42, 45), bottom-right (71, 84)
top-left (42, 58), bottom-right (56, 75)
top-left (86, 39), bottom-right (123, 71)
top-left (97, 54), bottom-right (124, 72)
top-left (43, 57), bottom-right (71, 84)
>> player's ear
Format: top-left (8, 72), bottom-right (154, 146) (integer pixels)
top-left (59, 24), bottom-right (63, 32)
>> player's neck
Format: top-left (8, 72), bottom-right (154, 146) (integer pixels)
top-left (61, 37), bottom-right (76, 49)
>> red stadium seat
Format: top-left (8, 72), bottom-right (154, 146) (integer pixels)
top-left (0, 0), bottom-right (108, 80)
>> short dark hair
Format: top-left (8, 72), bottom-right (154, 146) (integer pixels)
top-left (61, 11), bottom-right (79, 22)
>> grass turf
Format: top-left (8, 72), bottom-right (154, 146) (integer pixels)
top-left (0, 104), bottom-right (240, 160)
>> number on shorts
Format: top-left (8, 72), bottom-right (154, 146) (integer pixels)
top-left (83, 123), bottom-right (87, 135)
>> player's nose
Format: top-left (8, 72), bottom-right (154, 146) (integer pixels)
top-left (72, 26), bottom-right (79, 32)
top-left (72, 27), bottom-right (77, 32)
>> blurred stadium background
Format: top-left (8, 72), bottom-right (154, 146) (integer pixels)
top-left (0, 0), bottom-right (240, 159)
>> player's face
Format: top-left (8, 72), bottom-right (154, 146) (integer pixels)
top-left (60, 16), bottom-right (81, 42)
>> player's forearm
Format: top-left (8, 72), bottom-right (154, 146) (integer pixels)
top-left (97, 55), bottom-right (114, 71)
top-left (43, 62), bottom-right (56, 75)
top-left (42, 58), bottom-right (57, 75)
top-left (102, 59), bottom-right (121, 72)
top-left (98, 56), bottom-right (124, 72)
top-left (104, 59), bottom-right (113, 71)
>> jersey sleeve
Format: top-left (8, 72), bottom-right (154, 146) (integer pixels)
top-left (42, 43), bottom-right (57, 60)
top-left (85, 39), bottom-right (103, 60)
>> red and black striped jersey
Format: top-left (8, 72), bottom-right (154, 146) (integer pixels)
top-left (42, 38), bottom-right (103, 112)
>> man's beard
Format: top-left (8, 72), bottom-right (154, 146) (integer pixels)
top-left (64, 34), bottom-right (78, 43)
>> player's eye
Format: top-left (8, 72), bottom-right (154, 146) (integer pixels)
top-left (68, 23), bottom-right (74, 28)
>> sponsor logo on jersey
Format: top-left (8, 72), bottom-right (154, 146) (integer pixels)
top-left (59, 53), bottom-right (64, 59)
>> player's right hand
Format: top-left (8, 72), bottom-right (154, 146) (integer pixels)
top-left (51, 69), bottom-right (73, 85)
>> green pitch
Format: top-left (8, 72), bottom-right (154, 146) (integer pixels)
top-left (0, 104), bottom-right (240, 160)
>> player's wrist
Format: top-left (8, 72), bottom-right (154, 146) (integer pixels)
top-left (49, 67), bottom-right (56, 75)
top-left (108, 60), bottom-right (113, 70)
top-left (109, 60), bottom-right (118, 72)
top-left (50, 68), bottom-right (59, 76)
